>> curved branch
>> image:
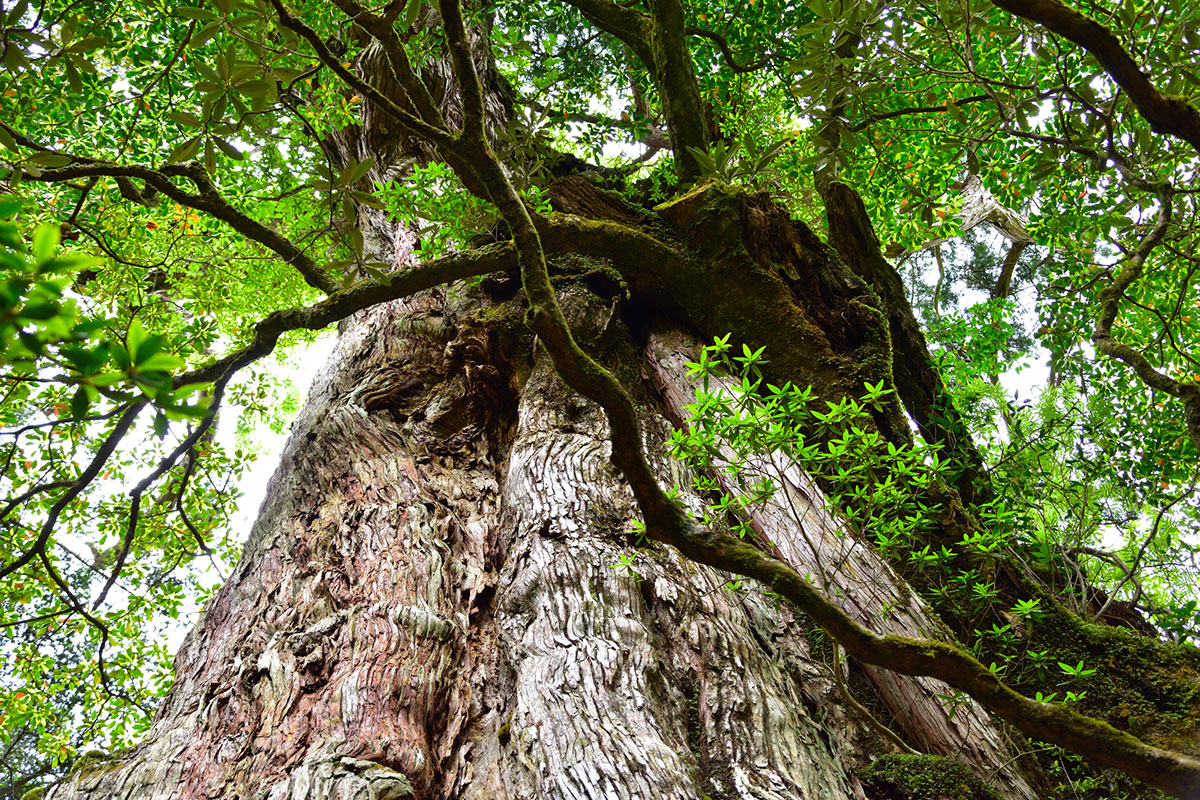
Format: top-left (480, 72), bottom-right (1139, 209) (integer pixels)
top-left (180, 242), bottom-right (517, 387)
top-left (1091, 192), bottom-right (1200, 451)
top-left (557, 0), bottom-right (654, 67)
top-left (329, 0), bottom-right (447, 129)
top-left (21, 160), bottom-right (339, 294)
top-left (686, 26), bottom-right (771, 73)
top-left (268, 0), bottom-right (456, 149)
top-left (992, 0), bottom-right (1200, 152)
top-left (0, 402), bottom-right (145, 582)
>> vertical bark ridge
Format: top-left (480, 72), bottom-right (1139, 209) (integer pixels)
top-left (489, 288), bottom-right (872, 800)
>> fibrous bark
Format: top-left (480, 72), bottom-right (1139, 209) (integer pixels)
top-left (45, 282), bottom-right (889, 800)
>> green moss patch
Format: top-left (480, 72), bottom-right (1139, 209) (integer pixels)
top-left (860, 754), bottom-right (1003, 800)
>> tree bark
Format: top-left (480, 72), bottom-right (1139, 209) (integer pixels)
top-left (44, 284), bottom-right (882, 800)
top-left (43, 218), bottom-right (1046, 800)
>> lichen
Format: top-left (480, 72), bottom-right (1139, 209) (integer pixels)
top-left (860, 753), bottom-right (1003, 800)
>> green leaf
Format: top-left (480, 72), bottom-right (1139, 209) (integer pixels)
top-left (213, 137), bottom-right (243, 160)
top-left (27, 153), bottom-right (73, 168)
top-left (31, 224), bottom-right (59, 264)
top-left (134, 333), bottom-right (164, 365)
top-left (166, 136), bottom-right (203, 165)
top-left (64, 35), bottom-right (107, 54)
top-left (173, 6), bottom-right (219, 20)
top-left (70, 386), bottom-right (90, 418)
top-left (404, 0), bottom-right (424, 29)
top-left (165, 111), bottom-right (204, 128)
top-left (136, 353), bottom-right (184, 372)
top-left (0, 196), bottom-right (23, 217)
top-left (126, 319), bottom-right (149, 361)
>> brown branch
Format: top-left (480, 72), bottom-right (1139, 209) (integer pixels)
top-left (686, 25), bottom-right (771, 73)
top-left (0, 402), bottom-right (145, 582)
top-left (1091, 191), bottom-right (1200, 451)
top-left (846, 94), bottom-right (992, 132)
top-left (179, 242), bottom-right (517, 387)
top-left (992, 0), bottom-right (1200, 152)
top-left (21, 160), bottom-right (340, 294)
top-left (436, 0), bottom-right (486, 141)
top-left (646, 0), bottom-right (709, 181)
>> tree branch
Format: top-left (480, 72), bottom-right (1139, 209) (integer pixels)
top-left (1091, 191), bottom-right (1200, 451)
top-left (329, 0), bottom-right (447, 129)
top-left (992, 0), bottom-right (1200, 153)
top-left (20, 159), bottom-right (340, 294)
top-left (557, 0), bottom-right (655, 67)
top-left (268, 0), bottom-right (457, 149)
top-left (686, 25), bottom-right (771, 73)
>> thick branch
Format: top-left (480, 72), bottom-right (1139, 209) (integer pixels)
top-left (647, 508), bottom-right (1200, 798)
top-left (647, 0), bottom-right (709, 181)
top-left (993, 0), bottom-right (1200, 152)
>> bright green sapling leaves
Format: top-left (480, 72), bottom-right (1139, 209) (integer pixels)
top-left (668, 336), bottom-right (1119, 717)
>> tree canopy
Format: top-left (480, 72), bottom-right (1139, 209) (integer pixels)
top-left (1, 0), bottom-right (1200, 795)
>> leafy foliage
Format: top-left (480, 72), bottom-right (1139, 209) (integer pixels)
top-left (0, 0), bottom-right (1198, 794)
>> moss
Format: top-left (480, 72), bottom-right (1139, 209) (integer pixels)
top-left (1018, 604), bottom-right (1200, 753)
top-left (19, 788), bottom-right (46, 800)
top-left (67, 749), bottom-right (123, 779)
top-left (860, 754), bottom-right (1003, 800)
top-left (497, 714), bottom-right (512, 746)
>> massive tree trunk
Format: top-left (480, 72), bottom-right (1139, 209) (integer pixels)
top-left (42, 170), bottom-right (1053, 799)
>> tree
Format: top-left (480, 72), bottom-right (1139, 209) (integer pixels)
top-left (1, 0), bottom-right (1199, 797)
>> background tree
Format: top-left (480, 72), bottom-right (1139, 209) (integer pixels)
top-left (1, 0), bottom-right (1199, 798)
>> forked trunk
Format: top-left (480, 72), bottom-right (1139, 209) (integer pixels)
top-left (44, 188), bottom-right (1044, 798)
